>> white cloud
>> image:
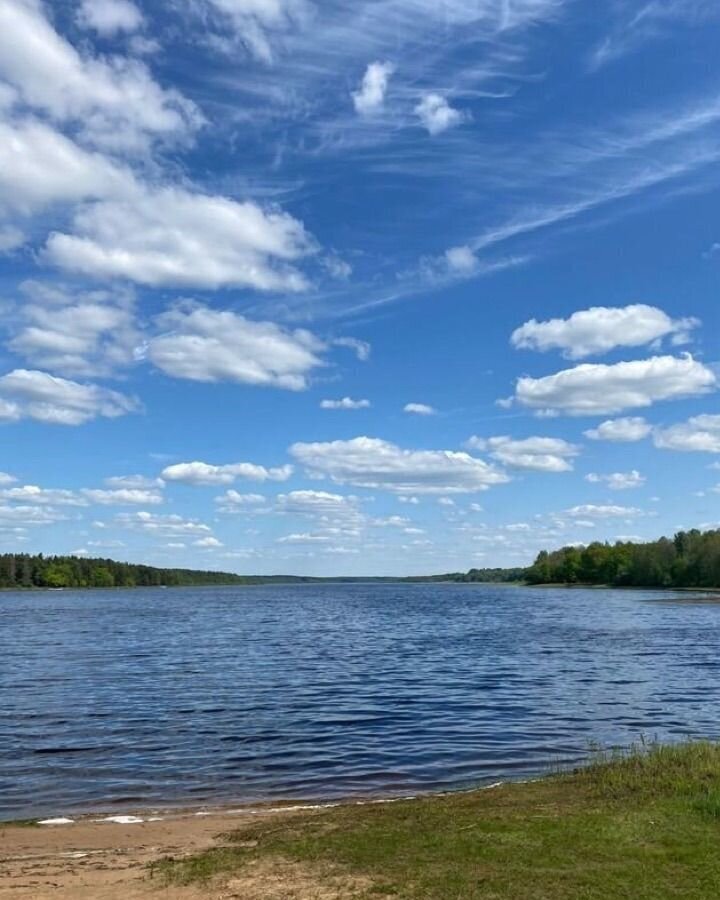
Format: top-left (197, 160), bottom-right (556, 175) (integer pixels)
top-left (115, 510), bottom-right (213, 536)
top-left (0, 485), bottom-right (87, 506)
top-left (584, 417), bottom-right (652, 442)
top-left (415, 93), bottom-right (465, 135)
top-left (320, 397), bottom-right (371, 410)
top-left (0, 369), bottom-right (138, 425)
top-left (194, 536), bottom-right (223, 548)
top-left (277, 489), bottom-right (360, 518)
top-left (654, 414), bottom-right (720, 452)
top-left (352, 61), bottom-right (394, 115)
top-left (566, 504), bottom-right (642, 518)
top-left (203, 0), bottom-right (313, 62)
top-left (45, 188), bottom-right (315, 291)
top-left (216, 491), bottom-right (267, 512)
top-left (105, 474), bottom-right (163, 489)
top-left (404, 402), bottom-right (436, 415)
top-left (585, 470), bottom-right (646, 490)
top-left (146, 304), bottom-right (324, 390)
top-left (82, 488), bottom-right (164, 505)
top-left (514, 355), bottom-right (715, 416)
top-left (0, 0), bottom-right (199, 151)
top-left (444, 245), bottom-right (478, 274)
top-left (0, 225), bottom-right (24, 252)
top-left (7, 282), bottom-right (140, 378)
top-left (77, 0), bottom-right (144, 37)
top-left (0, 504), bottom-right (67, 526)
top-left (511, 305), bottom-right (699, 359)
top-left (332, 337), bottom-right (371, 361)
top-left (162, 460), bottom-right (293, 486)
top-left (0, 483), bottom-right (163, 506)
top-left (466, 435), bottom-right (580, 472)
top-left (277, 532), bottom-right (331, 544)
top-left (0, 118), bottom-right (131, 216)
top-left (290, 436), bottom-right (510, 495)
top-left (0, 472), bottom-right (17, 485)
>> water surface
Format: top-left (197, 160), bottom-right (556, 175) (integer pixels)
top-left (1, 583), bottom-right (719, 820)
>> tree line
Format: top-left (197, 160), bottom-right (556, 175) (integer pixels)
top-left (0, 554), bottom-right (249, 589)
top-left (525, 529), bottom-right (720, 588)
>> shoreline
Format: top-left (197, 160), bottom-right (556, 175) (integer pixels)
top-left (3, 743), bottom-right (720, 899)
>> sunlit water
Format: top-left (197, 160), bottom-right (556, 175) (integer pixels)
top-left (1, 583), bottom-right (719, 820)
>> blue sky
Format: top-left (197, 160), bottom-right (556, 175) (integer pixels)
top-left (1, 0), bottom-right (719, 575)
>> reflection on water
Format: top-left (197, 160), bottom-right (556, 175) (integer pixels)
top-left (1, 583), bottom-right (719, 819)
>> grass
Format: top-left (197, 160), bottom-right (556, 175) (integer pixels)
top-left (152, 741), bottom-right (720, 898)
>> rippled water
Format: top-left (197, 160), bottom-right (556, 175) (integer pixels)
top-left (1, 583), bottom-right (720, 820)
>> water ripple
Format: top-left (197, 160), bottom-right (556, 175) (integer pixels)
top-left (1, 583), bottom-right (720, 820)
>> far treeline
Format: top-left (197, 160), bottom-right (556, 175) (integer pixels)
top-left (0, 554), bottom-right (259, 590)
top-left (525, 529), bottom-right (720, 588)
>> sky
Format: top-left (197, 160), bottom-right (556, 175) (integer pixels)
top-left (0, 0), bottom-right (719, 576)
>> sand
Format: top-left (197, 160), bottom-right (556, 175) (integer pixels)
top-left (0, 805), bottom-right (352, 900)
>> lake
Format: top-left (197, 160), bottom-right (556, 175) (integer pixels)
top-left (1, 583), bottom-right (719, 821)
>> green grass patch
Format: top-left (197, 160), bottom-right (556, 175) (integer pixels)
top-left (154, 742), bottom-right (720, 898)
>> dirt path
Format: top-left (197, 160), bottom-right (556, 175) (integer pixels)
top-left (0, 806), bottom-right (314, 899)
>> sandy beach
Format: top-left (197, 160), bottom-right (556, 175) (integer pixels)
top-left (0, 804), bottom-right (345, 900)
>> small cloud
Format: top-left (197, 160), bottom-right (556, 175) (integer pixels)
top-left (415, 93), bottom-right (466, 135)
top-left (320, 397), bottom-right (371, 410)
top-left (352, 61), bottom-right (395, 115)
top-left (194, 536), bottom-right (223, 548)
top-left (404, 402), bottom-right (436, 416)
top-left (585, 470), bottom-right (646, 490)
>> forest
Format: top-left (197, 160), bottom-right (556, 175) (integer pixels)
top-left (525, 529), bottom-right (720, 588)
top-left (0, 554), bottom-right (250, 589)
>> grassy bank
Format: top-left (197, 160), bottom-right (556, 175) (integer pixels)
top-left (153, 742), bottom-right (720, 899)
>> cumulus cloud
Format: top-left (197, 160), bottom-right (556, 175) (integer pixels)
top-left (415, 93), bottom-right (465, 135)
top-left (115, 510), bottom-right (213, 536)
top-left (0, 368), bottom-right (138, 425)
top-left (105, 474), bottom-right (163, 489)
top-left (0, 504), bottom-right (67, 526)
top-left (565, 504), bottom-right (642, 518)
top-left (146, 304), bottom-right (325, 390)
top-left (7, 282), bottom-right (140, 378)
top-left (444, 245), bottom-right (479, 273)
top-left (0, 483), bottom-right (163, 506)
top-left (162, 460), bottom-right (293, 486)
top-left (0, 0), bottom-right (199, 151)
top-left (320, 397), bottom-right (370, 410)
top-left (45, 188), bottom-right (315, 291)
top-left (466, 435), bottom-right (580, 472)
top-left (511, 305), bottom-right (699, 359)
top-left (0, 118), bottom-right (132, 216)
top-left (0, 485), bottom-right (88, 506)
top-left (514, 355), bottom-right (715, 416)
top-left (404, 402), bottom-right (436, 415)
top-left (82, 488), bottom-right (164, 505)
top-left (584, 416), bottom-right (652, 442)
top-left (215, 491), bottom-right (267, 512)
top-left (654, 414), bottom-right (720, 452)
top-left (194, 536), bottom-right (223, 548)
top-left (277, 489), bottom-right (363, 522)
top-left (0, 473), bottom-right (17, 486)
top-left (585, 470), bottom-right (646, 490)
top-left (290, 436), bottom-right (510, 495)
top-left (77, 0), bottom-right (144, 36)
top-left (352, 61), bottom-right (394, 114)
